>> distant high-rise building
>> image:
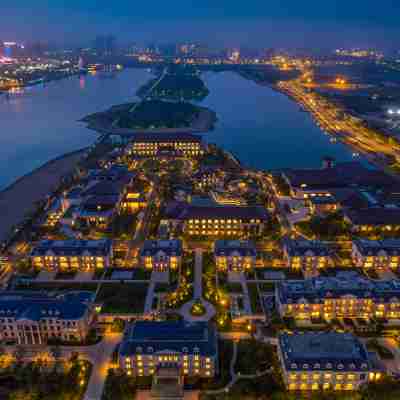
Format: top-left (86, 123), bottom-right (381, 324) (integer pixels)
top-left (94, 35), bottom-right (116, 55)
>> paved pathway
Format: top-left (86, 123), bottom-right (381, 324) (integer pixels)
top-left (83, 333), bottom-right (122, 400)
top-left (144, 281), bottom-right (156, 315)
top-left (179, 249), bottom-right (215, 322)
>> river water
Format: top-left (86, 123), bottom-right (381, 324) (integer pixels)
top-left (0, 68), bottom-right (355, 189)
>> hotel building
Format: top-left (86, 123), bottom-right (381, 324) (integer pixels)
top-left (140, 240), bottom-right (183, 272)
top-left (179, 205), bottom-right (268, 238)
top-left (119, 321), bottom-right (218, 378)
top-left (282, 238), bottom-right (333, 276)
top-left (0, 292), bottom-right (95, 345)
top-left (127, 133), bottom-right (204, 158)
top-left (214, 240), bottom-right (256, 272)
top-left (352, 239), bottom-right (400, 270)
top-left (276, 275), bottom-right (400, 321)
top-left (278, 332), bottom-right (384, 391)
top-left (30, 239), bottom-right (113, 271)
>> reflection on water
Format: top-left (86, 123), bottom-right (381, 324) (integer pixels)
top-left (0, 68), bottom-right (356, 190)
top-left (0, 69), bottom-right (151, 189)
top-left (201, 71), bottom-right (355, 170)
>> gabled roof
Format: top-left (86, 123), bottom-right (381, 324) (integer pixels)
top-left (214, 240), bottom-right (256, 257)
top-left (179, 205), bottom-right (269, 221)
top-left (353, 238), bottom-right (400, 256)
top-left (345, 207), bottom-right (400, 226)
top-left (283, 238), bottom-right (332, 257)
top-left (140, 240), bottom-right (183, 257)
top-left (130, 132), bottom-right (202, 143)
top-left (31, 239), bottom-right (112, 257)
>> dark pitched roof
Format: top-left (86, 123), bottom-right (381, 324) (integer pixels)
top-left (345, 208), bottom-right (400, 226)
top-left (214, 240), bottom-right (256, 257)
top-left (284, 162), bottom-right (395, 190)
top-left (31, 239), bottom-right (112, 257)
top-left (83, 181), bottom-right (124, 197)
top-left (283, 238), bottom-right (332, 257)
top-left (119, 321), bottom-right (217, 357)
top-left (353, 238), bottom-right (400, 256)
top-left (130, 132), bottom-right (202, 143)
top-left (179, 205), bottom-right (269, 221)
top-left (140, 240), bottom-right (183, 257)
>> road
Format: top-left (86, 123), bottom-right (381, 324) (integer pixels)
top-left (83, 333), bottom-right (122, 400)
top-left (278, 80), bottom-right (400, 170)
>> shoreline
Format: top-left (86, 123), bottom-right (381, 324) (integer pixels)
top-left (82, 105), bottom-right (217, 136)
top-left (0, 148), bottom-right (87, 243)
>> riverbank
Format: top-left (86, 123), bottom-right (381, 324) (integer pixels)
top-left (0, 149), bottom-right (86, 243)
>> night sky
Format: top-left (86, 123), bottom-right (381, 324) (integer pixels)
top-left (1, 0), bottom-right (399, 49)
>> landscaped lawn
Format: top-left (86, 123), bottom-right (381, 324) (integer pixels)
top-left (247, 283), bottom-right (263, 314)
top-left (234, 339), bottom-right (274, 375)
top-left (96, 283), bottom-right (148, 314)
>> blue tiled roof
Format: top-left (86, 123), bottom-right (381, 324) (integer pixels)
top-left (277, 276), bottom-right (400, 304)
top-left (119, 321), bottom-right (217, 357)
top-left (279, 332), bottom-right (372, 372)
top-left (0, 291), bottom-right (93, 322)
top-left (283, 238), bottom-right (333, 257)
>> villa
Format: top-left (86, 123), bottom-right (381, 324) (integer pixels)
top-left (214, 240), bottom-right (256, 272)
top-left (140, 240), bottom-right (183, 272)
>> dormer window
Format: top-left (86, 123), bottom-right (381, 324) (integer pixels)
top-left (147, 347), bottom-right (154, 353)
top-left (291, 363), bottom-right (297, 369)
top-left (182, 347), bottom-right (188, 353)
top-left (136, 346), bottom-right (142, 353)
top-left (303, 363), bottom-right (309, 369)
top-left (326, 363), bottom-right (332, 369)
top-left (338, 364), bottom-right (344, 370)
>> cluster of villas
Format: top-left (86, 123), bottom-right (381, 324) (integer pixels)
top-left (47, 164), bottom-right (147, 230)
top-left (276, 273), bottom-right (400, 322)
top-left (282, 160), bottom-right (400, 233)
top-left (0, 291), bottom-right (95, 345)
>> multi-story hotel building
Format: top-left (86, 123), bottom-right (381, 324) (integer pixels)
top-left (276, 275), bottom-right (400, 321)
top-left (282, 238), bottom-right (333, 276)
top-left (278, 332), bottom-right (384, 391)
top-left (127, 133), bottom-right (204, 158)
top-left (30, 239), bottom-right (113, 271)
top-left (119, 321), bottom-right (218, 378)
top-left (352, 239), bottom-right (400, 270)
top-left (214, 240), bottom-right (256, 272)
top-left (179, 205), bottom-right (268, 238)
top-left (140, 240), bottom-right (182, 272)
top-left (344, 208), bottom-right (400, 233)
top-left (0, 292), bottom-right (95, 345)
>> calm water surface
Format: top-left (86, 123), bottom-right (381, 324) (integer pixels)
top-left (0, 68), bottom-right (355, 189)
top-left (0, 69), bottom-right (151, 189)
top-left (201, 71), bottom-right (355, 170)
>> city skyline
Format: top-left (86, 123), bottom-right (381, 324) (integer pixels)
top-left (1, 1), bottom-right (400, 50)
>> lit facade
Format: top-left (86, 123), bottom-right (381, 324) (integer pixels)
top-left (214, 240), bottom-right (256, 272)
top-left (180, 206), bottom-right (268, 238)
top-left (352, 239), bottom-right (400, 270)
top-left (282, 238), bottom-right (333, 276)
top-left (119, 321), bottom-right (218, 378)
top-left (140, 240), bottom-right (182, 272)
top-left (127, 133), bottom-right (203, 158)
top-left (276, 275), bottom-right (400, 321)
top-left (278, 332), bottom-right (384, 391)
top-left (30, 239), bottom-right (113, 271)
top-left (0, 292), bottom-right (95, 345)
